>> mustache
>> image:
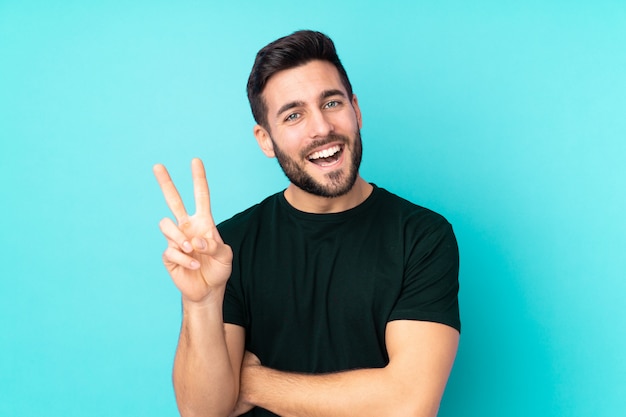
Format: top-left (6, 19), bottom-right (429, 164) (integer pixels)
top-left (300, 134), bottom-right (349, 159)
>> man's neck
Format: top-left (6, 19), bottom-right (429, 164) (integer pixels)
top-left (283, 177), bottom-right (373, 214)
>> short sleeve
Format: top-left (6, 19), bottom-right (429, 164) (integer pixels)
top-left (223, 271), bottom-right (247, 327)
top-left (388, 217), bottom-right (461, 332)
top-left (218, 222), bottom-right (249, 329)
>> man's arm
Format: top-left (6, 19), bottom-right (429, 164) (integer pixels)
top-left (154, 159), bottom-right (245, 417)
top-left (236, 320), bottom-right (459, 417)
top-left (174, 300), bottom-right (245, 417)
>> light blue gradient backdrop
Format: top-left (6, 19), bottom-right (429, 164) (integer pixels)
top-left (1, 1), bottom-right (625, 416)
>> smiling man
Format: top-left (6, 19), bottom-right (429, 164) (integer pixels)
top-left (253, 59), bottom-right (368, 211)
top-left (154, 30), bottom-right (460, 417)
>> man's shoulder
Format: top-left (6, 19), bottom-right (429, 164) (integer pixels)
top-left (373, 185), bottom-right (451, 228)
top-left (217, 191), bottom-right (282, 237)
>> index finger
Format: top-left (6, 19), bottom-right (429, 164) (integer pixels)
top-left (153, 163), bottom-right (189, 223)
top-left (191, 158), bottom-right (212, 219)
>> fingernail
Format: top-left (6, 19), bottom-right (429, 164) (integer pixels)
top-left (197, 239), bottom-right (206, 250)
top-left (190, 260), bottom-right (200, 269)
top-left (182, 241), bottom-right (192, 252)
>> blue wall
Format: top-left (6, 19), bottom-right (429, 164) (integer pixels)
top-left (1, 1), bottom-right (625, 416)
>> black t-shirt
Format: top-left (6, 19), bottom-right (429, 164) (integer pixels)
top-left (219, 184), bottom-right (460, 378)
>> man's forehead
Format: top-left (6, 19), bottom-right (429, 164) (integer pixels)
top-left (263, 60), bottom-right (346, 106)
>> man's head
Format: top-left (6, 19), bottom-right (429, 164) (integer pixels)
top-left (248, 32), bottom-right (364, 200)
top-left (247, 30), bottom-right (354, 131)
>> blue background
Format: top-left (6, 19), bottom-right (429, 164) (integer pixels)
top-left (1, 1), bottom-right (625, 416)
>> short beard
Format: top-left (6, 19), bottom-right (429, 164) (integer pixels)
top-left (272, 130), bottom-right (363, 198)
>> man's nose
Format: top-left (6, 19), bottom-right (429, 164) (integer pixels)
top-left (308, 109), bottom-right (334, 139)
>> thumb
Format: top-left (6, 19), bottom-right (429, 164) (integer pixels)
top-left (192, 236), bottom-right (233, 264)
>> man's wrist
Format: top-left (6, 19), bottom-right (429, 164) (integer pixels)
top-left (240, 359), bottom-right (266, 408)
top-left (181, 287), bottom-right (227, 318)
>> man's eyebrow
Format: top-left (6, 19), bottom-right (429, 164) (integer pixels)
top-left (320, 89), bottom-right (347, 100)
top-left (276, 101), bottom-right (305, 118)
top-left (275, 90), bottom-right (347, 119)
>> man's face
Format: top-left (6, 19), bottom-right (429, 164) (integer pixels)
top-left (255, 60), bottom-right (363, 198)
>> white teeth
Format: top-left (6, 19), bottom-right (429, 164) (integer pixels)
top-left (308, 145), bottom-right (341, 160)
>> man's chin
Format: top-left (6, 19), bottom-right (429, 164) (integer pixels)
top-left (275, 142), bottom-right (361, 199)
top-left (302, 172), bottom-right (357, 198)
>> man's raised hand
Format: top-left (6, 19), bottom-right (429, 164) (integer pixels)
top-left (153, 158), bottom-right (233, 304)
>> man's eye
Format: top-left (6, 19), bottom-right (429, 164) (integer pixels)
top-left (285, 113), bottom-right (300, 122)
top-left (324, 100), bottom-right (340, 109)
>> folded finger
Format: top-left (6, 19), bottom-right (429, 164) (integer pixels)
top-left (163, 247), bottom-right (200, 270)
top-left (159, 217), bottom-right (193, 253)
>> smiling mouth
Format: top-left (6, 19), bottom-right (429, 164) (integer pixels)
top-left (307, 145), bottom-right (344, 167)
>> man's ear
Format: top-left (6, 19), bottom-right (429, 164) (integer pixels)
top-left (253, 124), bottom-right (275, 158)
top-left (352, 94), bottom-right (363, 129)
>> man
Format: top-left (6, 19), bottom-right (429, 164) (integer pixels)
top-left (154, 30), bottom-right (460, 417)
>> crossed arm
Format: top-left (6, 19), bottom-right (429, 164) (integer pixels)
top-left (231, 320), bottom-right (459, 417)
top-left (154, 159), bottom-right (459, 417)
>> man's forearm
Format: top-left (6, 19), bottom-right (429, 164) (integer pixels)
top-left (240, 364), bottom-right (440, 417)
top-left (238, 322), bottom-right (459, 417)
top-left (173, 292), bottom-right (240, 417)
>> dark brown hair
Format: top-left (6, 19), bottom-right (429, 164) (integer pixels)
top-left (246, 30), bottom-right (353, 130)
